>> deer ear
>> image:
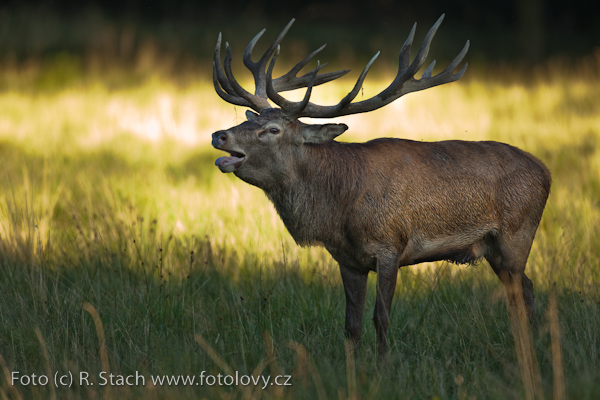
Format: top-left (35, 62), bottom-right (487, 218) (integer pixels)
top-left (246, 110), bottom-right (259, 121)
top-left (302, 123), bottom-right (348, 144)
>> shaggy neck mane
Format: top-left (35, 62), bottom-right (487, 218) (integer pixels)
top-left (264, 141), bottom-right (365, 246)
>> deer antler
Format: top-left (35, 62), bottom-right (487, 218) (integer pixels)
top-left (213, 19), bottom-right (350, 112)
top-left (214, 15), bottom-right (469, 118)
top-left (266, 14), bottom-right (469, 118)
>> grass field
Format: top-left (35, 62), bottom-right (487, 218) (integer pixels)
top-left (0, 50), bottom-right (599, 399)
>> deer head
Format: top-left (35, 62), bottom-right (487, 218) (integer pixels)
top-left (212, 108), bottom-right (347, 187)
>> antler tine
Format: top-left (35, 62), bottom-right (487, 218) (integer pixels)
top-left (442, 40), bottom-right (470, 76)
top-left (278, 44), bottom-right (326, 80)
top-left (242, 28), bottom-right (267, 70)
top-left (398, 23), bottom-right (417, 69)
top-left (293, 61), bottom-right (323, 115)
top-left (266, 46), bottom-right (294, 110)
top-left (272, 44), bottom-right (351, 92)
top-left (213, 33), bottom-right (237, 97)
top-left (274, 68), bottom-right (350, 92)
top-left (258, 19), bottom-right (296, 67)
top-left (422, 60), bottom-right (436, 79)
top-left (212, 61), bottom-right (253, 108)
top-left (337, 51), bottom-right (380, 109)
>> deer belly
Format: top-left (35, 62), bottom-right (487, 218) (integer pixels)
top-left (401, 232), bottom-right (491, 266)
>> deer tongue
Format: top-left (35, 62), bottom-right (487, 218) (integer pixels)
top-left (215, 156), bottom-right (244, 173)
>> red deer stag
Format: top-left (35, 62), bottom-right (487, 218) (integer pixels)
top-left (211, 15), bottom-right (551, 354)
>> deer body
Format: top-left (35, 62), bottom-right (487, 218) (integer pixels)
top-left (211, 16), bottom-right (551, 354)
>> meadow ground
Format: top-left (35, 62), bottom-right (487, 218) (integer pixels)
top-left (0, 52), bottom-right (599, 399)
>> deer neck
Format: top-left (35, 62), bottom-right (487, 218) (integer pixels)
top-left (264, 141), bottom-right (363, 246)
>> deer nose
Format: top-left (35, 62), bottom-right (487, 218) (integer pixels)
top-left (212, 130), bottom-right (228, 147)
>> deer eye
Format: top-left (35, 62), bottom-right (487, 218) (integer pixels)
top-left (269, 127), bottom-right (280, 134)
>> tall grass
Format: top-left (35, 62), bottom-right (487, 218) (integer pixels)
top-left (0, 49), bottom-right (599, 398)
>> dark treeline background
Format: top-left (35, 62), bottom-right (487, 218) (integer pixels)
top-left (0, 0), bottom-right (598, 81)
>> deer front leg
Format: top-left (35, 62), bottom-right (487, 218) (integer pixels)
top-left (339, 266), bottom-right (368, 350)
top-left (373, 257), bottom-right (399, 356)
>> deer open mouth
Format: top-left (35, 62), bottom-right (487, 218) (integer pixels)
top-left (215, 151), bottom-right (246, 173)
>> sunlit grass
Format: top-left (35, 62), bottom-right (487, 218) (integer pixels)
top-left (0, 53), bottom-right (599, 398)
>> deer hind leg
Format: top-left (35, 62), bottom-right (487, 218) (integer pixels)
top-left (486, 232), bottom-right (537, 326)
top-left (495, 269), bottom-right (537, 327)
top-left (486, 231), bottom-right (543, 398)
